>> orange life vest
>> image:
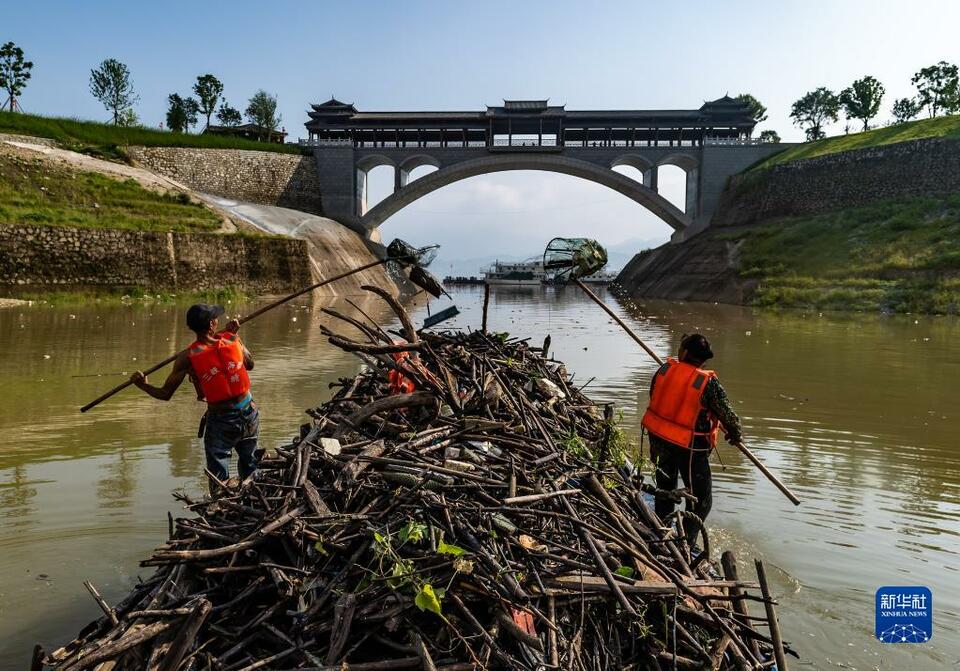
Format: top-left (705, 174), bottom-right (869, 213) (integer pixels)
top-left (641, 357), bottom-right (720, 449)
top-left (188, 333), bottom-right (251, 404)
top-left (388, 349), bottom-right (416, 395)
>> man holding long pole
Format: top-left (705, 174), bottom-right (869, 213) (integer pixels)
top-left (641, 333), bottom-right (742, 540)
top-left (130, 304), bottom-right (259, 490)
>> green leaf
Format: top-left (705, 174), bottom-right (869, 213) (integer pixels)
top-left (437, 540), bottom-right (467, 557)
top-left (399, 521), bottom-right (428, 544)
top-left (414, 583), bottom-right (443, 615)
top-left (386, 559), bottom-right (413, 589)
top-left (374, 531), bottom-right (386, 545)
top-left (614, 566), bottom-right (635, 579)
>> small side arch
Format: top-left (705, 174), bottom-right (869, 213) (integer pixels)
top-left (657, 152), bottom-right (698, 171)
top-left (657, 153), bottom-right (700, 217)
top-left (611, 154), bottom-right (654, 172)
top-left (356, 154), bottom-right (396, 171)
top-left (399, 154), bottom-right (441, 173)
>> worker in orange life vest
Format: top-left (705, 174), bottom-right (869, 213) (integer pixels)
top-left (130, 304), bottom-right (259, 491)
top-left (641, 333), bottom-right (742, 541)
top-left (388, 349), bottom-right (416, 395)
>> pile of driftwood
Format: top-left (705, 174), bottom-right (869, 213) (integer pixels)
top-left (38, 286), bottom-right (793, 671)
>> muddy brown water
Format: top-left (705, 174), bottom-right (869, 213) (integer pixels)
top-left (1, 286), bottom-right (957, 669)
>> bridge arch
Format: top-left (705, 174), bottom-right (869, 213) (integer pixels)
top-left (399, 154), bottom-right (441, 173)
top-left (360, 154), bottom-right (693, 234)
top-left (356, 154), bottom-right (396, 171)
top-left (355, 155), bottom-right (397, 215)
top-left (398, 154), bottom-right (442, 190)
top-left (657, 152), bottom-right (698, 171)
top-left (611, 154), bottom-right (655, 189)
top-left (611, 154), bottom-right (654, 172)
top-left (656, 153), bottom-right (700, 215)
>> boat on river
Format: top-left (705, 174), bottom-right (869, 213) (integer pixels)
top-left (579, 268), bottom-right (619, 284)
top-left (483, 258), bottom-right (546, 285)
top-left (484, 259), bottom-right (618, 285)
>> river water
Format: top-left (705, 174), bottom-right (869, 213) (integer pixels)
top-left (1, 286), bottom-right (957, 669)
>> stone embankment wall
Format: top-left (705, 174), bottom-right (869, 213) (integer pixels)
top-left (126, 146), bottom-right (324, 215)
top-left (617, 137), bottom-right (960, 304)
top-left (712, 137), bottom-right (960, 227)
top-left (0, 225), bottom-right (312, 294)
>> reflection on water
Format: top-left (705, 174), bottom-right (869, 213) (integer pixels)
top-left (0, 286), bottom-right (957, 669)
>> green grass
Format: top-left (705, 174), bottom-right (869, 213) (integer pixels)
top-left (0, 110), bottom-right (305, 160)
top-left (754, 115), bottom-right (960, 168)
top-left (725, 195), bottom-right (960, 313)
top-left (0, 150), bottom-right (223, 232)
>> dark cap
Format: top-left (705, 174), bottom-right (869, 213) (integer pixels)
top-left (680, 333), bottom-right (713, 362)
top-left (186, 304), bottom-right (225, 333)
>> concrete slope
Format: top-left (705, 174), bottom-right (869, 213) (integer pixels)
top-left (1, 135), bottom-right (400, 297)
top-left (616, 230), bottom-right (758, 305)
top-left (200, 195), bottom-right (400, 297)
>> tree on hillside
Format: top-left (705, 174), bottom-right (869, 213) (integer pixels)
top-left (166, 94), bottom-right (188, 133)
top-left (891, 97), bottom-right (921, 124)
top-left (216, 102), bottom-right (242, 126)
top-left (911, 61), bottom-right (959, 117)
top-left (839, 76), bottom-right (885, 131)
top-left (117, 107), bottom-right (140, 127)
top-left (736, 93), bottom-right (768, 124)
top-left (790, 88), bottom-right (840, 141)
top-left (166, 93), bottom-right (199, 133)
top-left (758, 129), bottom-right (781, 143)
top-left (193, 74), bottom-right (224, 129)
top-left (89, 59), bottom-right (139, 125)
top-left (245, 90), bottom-right (280, 140)
top-left (184, 97), bottom-right (200, 132)
top-left (0, 42), bottom-right (33, 112)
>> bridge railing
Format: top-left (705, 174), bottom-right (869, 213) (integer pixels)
top-left (491, 138), bottom-right (559, 147)
top-left (299, 138), bottom-right (352, 147)
top-left (703, 136), bottom-right (766, 146)
top-left (300, 136), bottom-right (769, 149)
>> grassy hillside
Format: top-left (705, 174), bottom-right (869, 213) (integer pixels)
top-left (718, 195), bottom-right (960, 313)
top-left (755, 115), bottom-right (960, 168)
top-left (0, 149), bottom-right (222, 232)
top-left (0, 111), bottom-right (304, 160)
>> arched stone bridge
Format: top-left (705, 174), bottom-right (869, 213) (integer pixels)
top-left (304, 98), bottom-right (790, 242)
top-left (315, 144), bottom-right (783, 242)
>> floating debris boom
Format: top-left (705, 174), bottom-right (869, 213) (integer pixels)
top-left (39, 286), bottom-right (792, 671)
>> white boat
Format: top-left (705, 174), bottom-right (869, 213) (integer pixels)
top-left (580, 269), bottom-right (619, 284)
top-left (483, 259), bottom-right (546, 286)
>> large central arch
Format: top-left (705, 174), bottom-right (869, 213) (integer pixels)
top-left (359, 154), bottom-right (693, 233)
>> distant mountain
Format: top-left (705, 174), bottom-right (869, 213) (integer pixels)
top-left (603, 236), bottom-right (668, 270)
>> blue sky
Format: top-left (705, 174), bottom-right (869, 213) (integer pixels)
top-left (5, 0), bottom-right (959, 269)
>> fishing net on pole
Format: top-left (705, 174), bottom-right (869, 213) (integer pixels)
top-left (385, 239), bottom-right (446, 298)
top-left (543, 237), bottom-right (608, 282)
top-left (387, 239), bottom-right (439, 268)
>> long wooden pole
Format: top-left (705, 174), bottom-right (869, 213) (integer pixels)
top-left (574, 279), bottom-right (664, 364)
top-left (572, 278), bottom-right (801, 506)
top-left (481, 282), bottom-right (490, 333)
top-left (756, 559), bottom-right (789, 671)
top-left (80, 257), bottom-right (392, 413)
top-left (731, 440), bottom-right (801, 505)
top-left (720, 551), bottom-right (762, 661)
